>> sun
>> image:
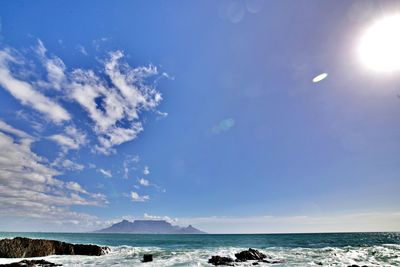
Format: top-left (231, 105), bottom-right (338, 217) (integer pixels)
top-left (358, 15), bottom-right (400, 72)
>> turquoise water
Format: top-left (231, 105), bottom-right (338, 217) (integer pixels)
top-left (1, 232), bottom-right (400, 266)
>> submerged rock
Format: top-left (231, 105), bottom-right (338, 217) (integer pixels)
top-left (208, 255), bottom-right (235, 266)
top-left (0, 259), bottom-right (61, 266)
top-left (0, 237), bottom-right (109, 258)
top-left (259, 259), bottom-right (285, 264)
top-left (234, 248), bottom-right (266, 262)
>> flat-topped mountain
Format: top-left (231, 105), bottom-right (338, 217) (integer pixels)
top-left (95, 220), bottom-right (206, 234)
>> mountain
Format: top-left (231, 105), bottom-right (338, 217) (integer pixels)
top-left (95, 220), bottom-right (206, 234)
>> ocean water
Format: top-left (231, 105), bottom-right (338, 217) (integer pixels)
top-left (0, 232), bottom-right (399, 266)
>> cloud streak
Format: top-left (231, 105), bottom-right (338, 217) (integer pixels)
top-left (0, 49), bottom-right (71, 123)
top-left (0, 119), bottom-right (106, 225)
top-left (48, 126), bottom-right (87, 153)
top-left (99, 169), bottom-right (112, 178)
top-left (130, 191), bottom-right (149, 202)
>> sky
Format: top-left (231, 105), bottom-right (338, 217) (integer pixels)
top-left (0, 0), bottom-right (399, 233)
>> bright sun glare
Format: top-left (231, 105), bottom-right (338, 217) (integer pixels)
top-left (358, 15), bottom-right (400, 72)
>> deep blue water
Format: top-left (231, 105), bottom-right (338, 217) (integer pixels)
top-left (1, 232), bottom-right (399, 248)
top-left (1, 232), bottom-right (400, 266)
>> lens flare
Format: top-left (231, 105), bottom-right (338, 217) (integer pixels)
top-left (312, 73), bottom-right (328, 83)
top-left (358, 15), bottom-right (400, 72)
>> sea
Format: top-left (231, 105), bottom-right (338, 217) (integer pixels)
top-left (0, 232), bottom-right (399, 266)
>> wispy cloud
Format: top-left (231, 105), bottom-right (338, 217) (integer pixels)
top-left (58, 159), bottom-right (85, 171)
top-left (211, 118), bottom-right (235, 134)
top-left (0, 40), bottom-right (166, 230)
top-left (143, 165), bottom-right (150, 175)
top-left (0, 49), bottom-right (71, 123)
top-left (69, 51), bottom-right (163, 154)
top-left (36, 40), bottom-right (67, 91)
top-left (76, 45), bottom-right (88, 56)
top-left (0, 119), bottom-right (32, 139)
top-left (92, 37), bottom-right (109, 51)
top-left (123, 155), bottom-right (140, 179)
top-left (0, 119), bottom-right (106, 225)
top-left (48, 126), bottom-right (87, 153)
top-left (138, 178), bottom-right (150, 186)
top-left (65, 181), bottom-right (88, 194)
top-left (99, 168), bottom-right (112, 178)
top-left (143, 213), bottom-right (177, 223)
top-left (0, 40), bottom-right (165, 154)
top-left (130, 191), bottom-right (149, 202)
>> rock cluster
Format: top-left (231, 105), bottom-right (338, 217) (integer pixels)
top-left (0, 237), bottom-right (109, 258)
top-left (0, 259), bottom-right (61, 267)
top-left (208, 248), bottom-right (284, 266)
top-left (234, 248), bottom-right (266, 262)
top-left (208, 255), bottom-right (235, 266)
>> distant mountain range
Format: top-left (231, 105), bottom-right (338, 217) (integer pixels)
top-left (95, 220), bottom-right (206, 234)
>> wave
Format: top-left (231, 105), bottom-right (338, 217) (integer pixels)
top-left (1, 244), bottom-right (400, 266)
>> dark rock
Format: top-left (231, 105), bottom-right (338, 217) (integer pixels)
top-left (142, 254), bottom-right (153, 262)
top-left (0, 259), bottom-right (61, 266)
top-left (259, 259), bottom-right (285, 264)
top-left (252, 262), bottom-right (259, 265)
top-left (208, 255), bottom-right (235, 266)
top-left (69, 244), bottom-right (107, 256)
top-left (235, 248), bottom-right (266, 262)
top-left (0, 237), bottom-right (109, 258)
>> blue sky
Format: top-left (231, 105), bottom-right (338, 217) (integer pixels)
top-left (0, 0), bottom-right (400, 233)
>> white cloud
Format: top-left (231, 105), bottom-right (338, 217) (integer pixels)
top-left (92, 37), bottom-right (109, 51)
top-left (88, 163), bottom-right (96, 169)
top-left (211, 118), bottom-right (235, 134)
top-left (99, 168), bottom-right (112, 178)
top-left (143, 213), bottom-right (177, 224)
top-left (15, 110), bottom-right (45, 133)
top-left (0, 120), bottom-right (106, 226)
top-left (49, 134), bottom-right (76, 148)
top-left (36, 40), bottom-right (66, 91)
top-left (48, 126), bottom-right (87, 153)
top-left (76, 45), bottom-right (88, 56)
top-left (0, 119), bottom-right (32, 139)
top-left (130, 191), bottom-right (149, 202)
top-left (0, 49), bottom-right (71, 123)
top-left (138, 178), bottom-right (149, 186)
top-left (68, 51), bottom-right (163, 154)
top-left (0, 41), bottom-right (164, 154)
top-left (66, 181), bottom-right (87, 194)
top-left (123, 155), bottom-right (139, 179)
top-left (143, 165), bottom-right (150, 175)
top-left (59, 159), bottom-right (85, 171)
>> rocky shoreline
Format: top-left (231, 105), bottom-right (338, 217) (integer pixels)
top-left (0, 237), bottom-right (109, 259)
top-left (0, 259), bottom-right (61, 267)
top-left (0, 238), bottom-right (372, 266)
top-left (207, 248), bottom-right (368, 267)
